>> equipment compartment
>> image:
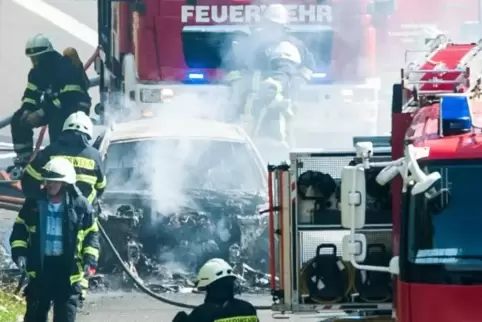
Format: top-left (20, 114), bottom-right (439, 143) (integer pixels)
top-left (268, 137), bottom-right (394, 314)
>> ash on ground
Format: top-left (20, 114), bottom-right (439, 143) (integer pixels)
top-left (89, 261), bottom-right (274, 295)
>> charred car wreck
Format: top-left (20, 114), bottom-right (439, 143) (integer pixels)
top-left (94, 117), bottom-right (270, 283)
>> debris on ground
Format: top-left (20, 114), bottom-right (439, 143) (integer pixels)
top-left (88, 260), bottom-right (275, 295)
top-left (92, 199), bottom-right (274, 295)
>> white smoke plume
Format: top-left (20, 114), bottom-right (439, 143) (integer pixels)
top-left (101, 1), bottom-right (482, 275)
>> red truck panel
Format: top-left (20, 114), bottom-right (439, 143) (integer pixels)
top-left (131, 0), bottom-right (374, 82)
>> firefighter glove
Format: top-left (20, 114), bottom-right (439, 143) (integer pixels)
top-left (19, 109), bottom-right (45, 127)
top-left (224, 70), bottom-right (242, 84)
top-left (259, 77), bottom-right (282, 101)
top-left (84, 265), bottom-right (96, 278)
top-left (17, 256), bottom-right (27, 271)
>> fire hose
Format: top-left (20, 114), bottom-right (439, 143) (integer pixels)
top-left (0, 47), bottom-right (272, 311)
top-left (0, 196), bottom-right (272, 310)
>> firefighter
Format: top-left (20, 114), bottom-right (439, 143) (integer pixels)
top-left (10, 34), bottom-right (92, 172)
top-left (10, 157), bottom-right (99, 322)
top-left (225, 4), bottom-right (315, 134)
top-left (21, 111), bottom-right (106, 204)
top-left (172, 258), bottom-right (258, 322)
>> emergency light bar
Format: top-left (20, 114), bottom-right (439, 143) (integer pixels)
top-left (187, 72), bottom-right (205, 80)
top-left (439, 94), bottom-right (472, 136)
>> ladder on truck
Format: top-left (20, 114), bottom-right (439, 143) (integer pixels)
top-left (267, 138), bottom-right (393, 316)
top-left (401, 35), bottom-right (482, 110)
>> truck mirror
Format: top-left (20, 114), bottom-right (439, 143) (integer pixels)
top-left (341, 166), bottom-right (366, 229)
top-left (389, 256), bottom-right (399, 275)
top-left (341, 234), bottom-right (367, 262)
top-left (405, 146), bottom-right (441, 195)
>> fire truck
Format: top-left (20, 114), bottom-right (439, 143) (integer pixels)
top-left (94, 0), bottom-right (381, 138)
top-left (267, 36), bottom-right (482, 320)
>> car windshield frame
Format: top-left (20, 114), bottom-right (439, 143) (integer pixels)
top-left (104, 137), bottom-right (265, 193)
top-left (402, 159), bottom-right (482, 284)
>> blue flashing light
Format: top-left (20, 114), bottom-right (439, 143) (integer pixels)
top-left (312, 73), bottom-right (327, 79)
top-left (440, 94), bottom-right (472, 136)
top-left (187, 72), bottom-right (205, 80)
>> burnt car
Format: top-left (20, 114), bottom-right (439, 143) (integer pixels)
top-left (95, 117), bottom-right (269, 276)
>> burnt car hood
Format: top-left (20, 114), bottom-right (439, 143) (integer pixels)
top-left (102, 188), bottom-right (266, 217)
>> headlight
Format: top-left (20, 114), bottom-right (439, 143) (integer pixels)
top-left (139, 88), bottom-right (174, 103)
top-left (139, 88), bottom-right (163, 103)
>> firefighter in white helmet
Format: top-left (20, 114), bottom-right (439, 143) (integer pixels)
top-left (225, 4), bottom-right (315, 145)
top-left (21, 111), bottom-right (106, 205)
top-left (9, 34), bottom-right (92, 175)
top-left (171, 258), bottom-right (258, 322)
top-left (10, 157), bottom-right (99, 322)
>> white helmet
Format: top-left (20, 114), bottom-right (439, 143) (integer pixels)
top-left (25, 34), bottom-right (54, 57)
top-left (269, 41), bottom-right (302, 64)
top-left (263, 4), bottom-right (290, 25)
top-left (62, 111), bottom-right (93, 139)
top-left (42, 157), bottom-right (76, 185)
top-left (195, 258), bottom-right (236, 289)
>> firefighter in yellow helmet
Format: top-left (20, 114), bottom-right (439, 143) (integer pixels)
top-left (172, 258), bottom-right (259, 322)
top-left (10, 157), bottom-right (99, 322)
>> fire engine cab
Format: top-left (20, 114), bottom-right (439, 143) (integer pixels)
top-left (94, 0), bottom-right (378, 129)
top-left (267, 36), bottom-right (482, 321)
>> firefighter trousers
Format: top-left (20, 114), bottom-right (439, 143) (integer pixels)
top-left (23, 256), bottom-right (80, 322)
top-left (11, 107), bottom-right (66, 163)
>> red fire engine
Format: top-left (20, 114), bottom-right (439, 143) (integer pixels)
top-left (267, 36), bottom-right (482, 321)
top-left (94, 0), bottom-right (378, 122)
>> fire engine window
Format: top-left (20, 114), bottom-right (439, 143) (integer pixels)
top-left (408, 162), bottom-right (482, 266)
top-left (182, 30), bottom-right (245, 69)
top-left (181, 29), bottom-right (333, 70)
top-left (105, 138), bottom-right (263, 192)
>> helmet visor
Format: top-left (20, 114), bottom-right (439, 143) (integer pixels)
top-left (41, 169), bottom-right (66, 182)
top-left (26, 46), bottom-right (50, 57)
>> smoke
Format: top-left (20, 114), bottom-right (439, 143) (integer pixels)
top-left (102, 0), bottom-right (482, 274)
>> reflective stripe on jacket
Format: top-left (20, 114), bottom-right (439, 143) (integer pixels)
top-left (9, 191), bottom-right (100, 289)
top-left (21, 132), bottom-right (106, 204)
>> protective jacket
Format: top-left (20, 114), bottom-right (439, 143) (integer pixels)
top-left (225, 29), bottom-right (315, 121)
top-left (22, 131), bottom-right (107, 204)
top-left (185, 297), bottom-right (258, 322)
top-left (21, 50), bottom-right (91, 115)
top-left (226, 29), bottom-right (315, 82)
top-left (9, 188), bottom-right (100, 294)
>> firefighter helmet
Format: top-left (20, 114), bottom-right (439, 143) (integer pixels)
top-left (263, 4), bottom-right (290, 25)
top-left (42, 157), bottom-right (77, 184)
top-left (62, 111), bottom-right (94, 139)
top-left (25, 34), bottom-right (54, 57)
top-left (195, 258), bottom-right (237, 289)
top-left (269, 41), bottom-right (302, 64)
